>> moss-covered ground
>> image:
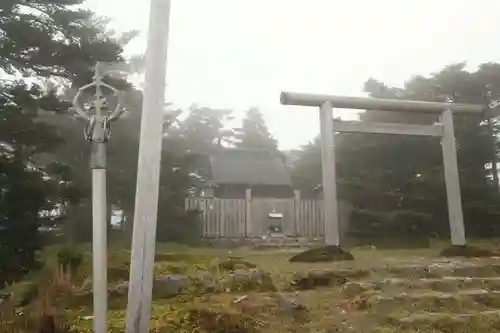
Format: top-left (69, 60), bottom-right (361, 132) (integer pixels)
top-left (4, 240), bottom-right (500, 332)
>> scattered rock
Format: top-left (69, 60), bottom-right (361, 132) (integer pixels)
top-left (70, 282), bottom-right (129, 309)
top-left (153, 274), bottom-right (189, 298)
top-left (452, 264), bottom-right (498, 278)
top-left (219, 258), bottom-right (257, 271)
top-left (388, 311), bottom-right (500, 331)
top-left (194, 271), bottom-right (223, 293)
top-left (439, 245), bottom-right (499, 258)
top-left (334, 268), bottom-right (370, 279)
top-left (275, 293), bottom-right (309, 322)
top-left (427, 279), bottom-right (459, 292)
top-left (289, 246), bottom-right (354, 263)
top-left (275, 293), bottom-right (307, 313)
top-left (114, 281), bottom-right (129, 294)
top-left (225, 268), bottom-right (277, 292)
top-left (342, 282), bottom-right (372, 298)
top-left (386, 264), bottom-right (441, 278)
top-left (290, 270), bottom-right (348, 290)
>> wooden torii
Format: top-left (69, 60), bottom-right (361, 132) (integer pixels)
top-left (280, 91), bottom-right (485, 249)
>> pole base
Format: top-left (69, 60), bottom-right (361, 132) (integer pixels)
top-left (439, 245), bottom-right (499, 258)
top-left (289, 245), bottom-right (354, 263)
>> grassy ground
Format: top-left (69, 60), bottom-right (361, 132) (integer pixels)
top-left (4, 240), bottom-right (500, 332)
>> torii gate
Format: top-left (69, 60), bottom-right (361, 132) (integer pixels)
top-left (280, 91), bottom-right (485, 249)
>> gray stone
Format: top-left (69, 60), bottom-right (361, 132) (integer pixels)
top-left (225, 268), bottom-right (276, 292)
top-left (153, 274), bottom-right (188, 298)
top-left (114, 281), bottom-right (129, 294)
top-left (275, 293), bottom-right (307, 313)
top-left (342, 282), bottom-right (371, 298)
top-left (195, 271), bottom-right (222, 293)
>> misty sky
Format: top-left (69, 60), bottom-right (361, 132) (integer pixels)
top-left (86, 0), bottom-right (500, 149)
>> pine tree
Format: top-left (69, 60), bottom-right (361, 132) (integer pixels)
top-left (0, 0), bottom-right (124, 284)
top-left (234, 107), bottom-right (278, 151)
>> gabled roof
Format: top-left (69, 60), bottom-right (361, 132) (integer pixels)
top-left (209, 148), bottom-right (292, 186)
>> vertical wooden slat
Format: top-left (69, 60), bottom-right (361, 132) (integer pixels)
top-left (202, 199), bottom-right (207, 238)
top-left (320, 199), bottom-right (325, 237)
top-left (304, 199), bottom-right (309, 236)
top-left (236, 199), bottom-right (242, 238)
top-left (218, 199), bottom-right (223, 238)
top-left (302, 200), bottom-right (311, 237)
top-left (232, 199), bottom-right (237, 238)
top-left (234, 199), bottom-right (239, 238)
top-left (213, 198), bottom-right (219, 238)
top-left (221, 199), bottom-right (226, 238)
top-left (292, 198), bottom-right (297, 236)
top-left (300, 199), bottom-right (304, 237)
top-left (198, 199), bottom-right (203, 237)
top-left (204, 199), bottom-right (209, 237)
top-left (308, 199), bottom-right (313, 237)
top-left (211, 199), bottom-right (217, 238)
top-left (206, 199), bottom-right (211, 237)
top-left (215, 199), bottom-right (221, 238)
top-left (292, 199), bottom-right (297, 236)
top-left (223, 199), bottom-right (228, 238)
top-left (235, 199), bottom-right (239, 237)
top-left (296, 200), bottom-right (301, 236)
top-left (228, 199), bottom-right (234, 237)
top-left (226, 199), bottom-right (231, 238)
top-left (314, 199), bottom-right (319, 237)
top-left (237, 199), bottom-right (243, 237)
top-left (185, 197), bottom-right (330, 240)
top-left (297, 199), bottom-right (302, 237)
top-left (218, 199), bottom-right (224, 238)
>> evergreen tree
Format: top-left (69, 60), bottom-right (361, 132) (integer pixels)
top-left (234, 107), bottom-right (278, 151)
top-left (0, 0), bottom-right (125, 283)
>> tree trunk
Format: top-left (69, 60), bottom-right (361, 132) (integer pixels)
top-left (64, 202), bottom-right (76, 245)
top-left (338, 200), bottom-right (353, 245)
top-left (122, 209), bottom-right (134, 246)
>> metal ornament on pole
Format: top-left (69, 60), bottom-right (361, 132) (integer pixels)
top-left (72, 63), bottom-right (125, 333)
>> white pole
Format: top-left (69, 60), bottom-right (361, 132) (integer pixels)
top-left (91, 64), bottom-right (108, 333)
top-left (91, 168), bottom-right (108, 333)
top-left (319, 101), bottom-right (340, 246)
top-left (441, 109), bottom-right (466, 246)
top-left (125, 0), bottom-right (171, 332)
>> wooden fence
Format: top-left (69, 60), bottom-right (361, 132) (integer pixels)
top-left (185, 197), bottom-right (325, 238)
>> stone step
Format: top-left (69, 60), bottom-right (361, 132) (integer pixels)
top-left (387, 309), bottom-right (500, 330)
top-left (252, 238), bottom-right (323, 249)
top-left (359, 289), bottom-right (500, 313)
top-left (373, 276), bottom-right (500, 293)
top-left (375, 262), bottom-right (500, 278)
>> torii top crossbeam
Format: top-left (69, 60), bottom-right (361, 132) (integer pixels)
top-left (280, 91), bottom-right (484, 114)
